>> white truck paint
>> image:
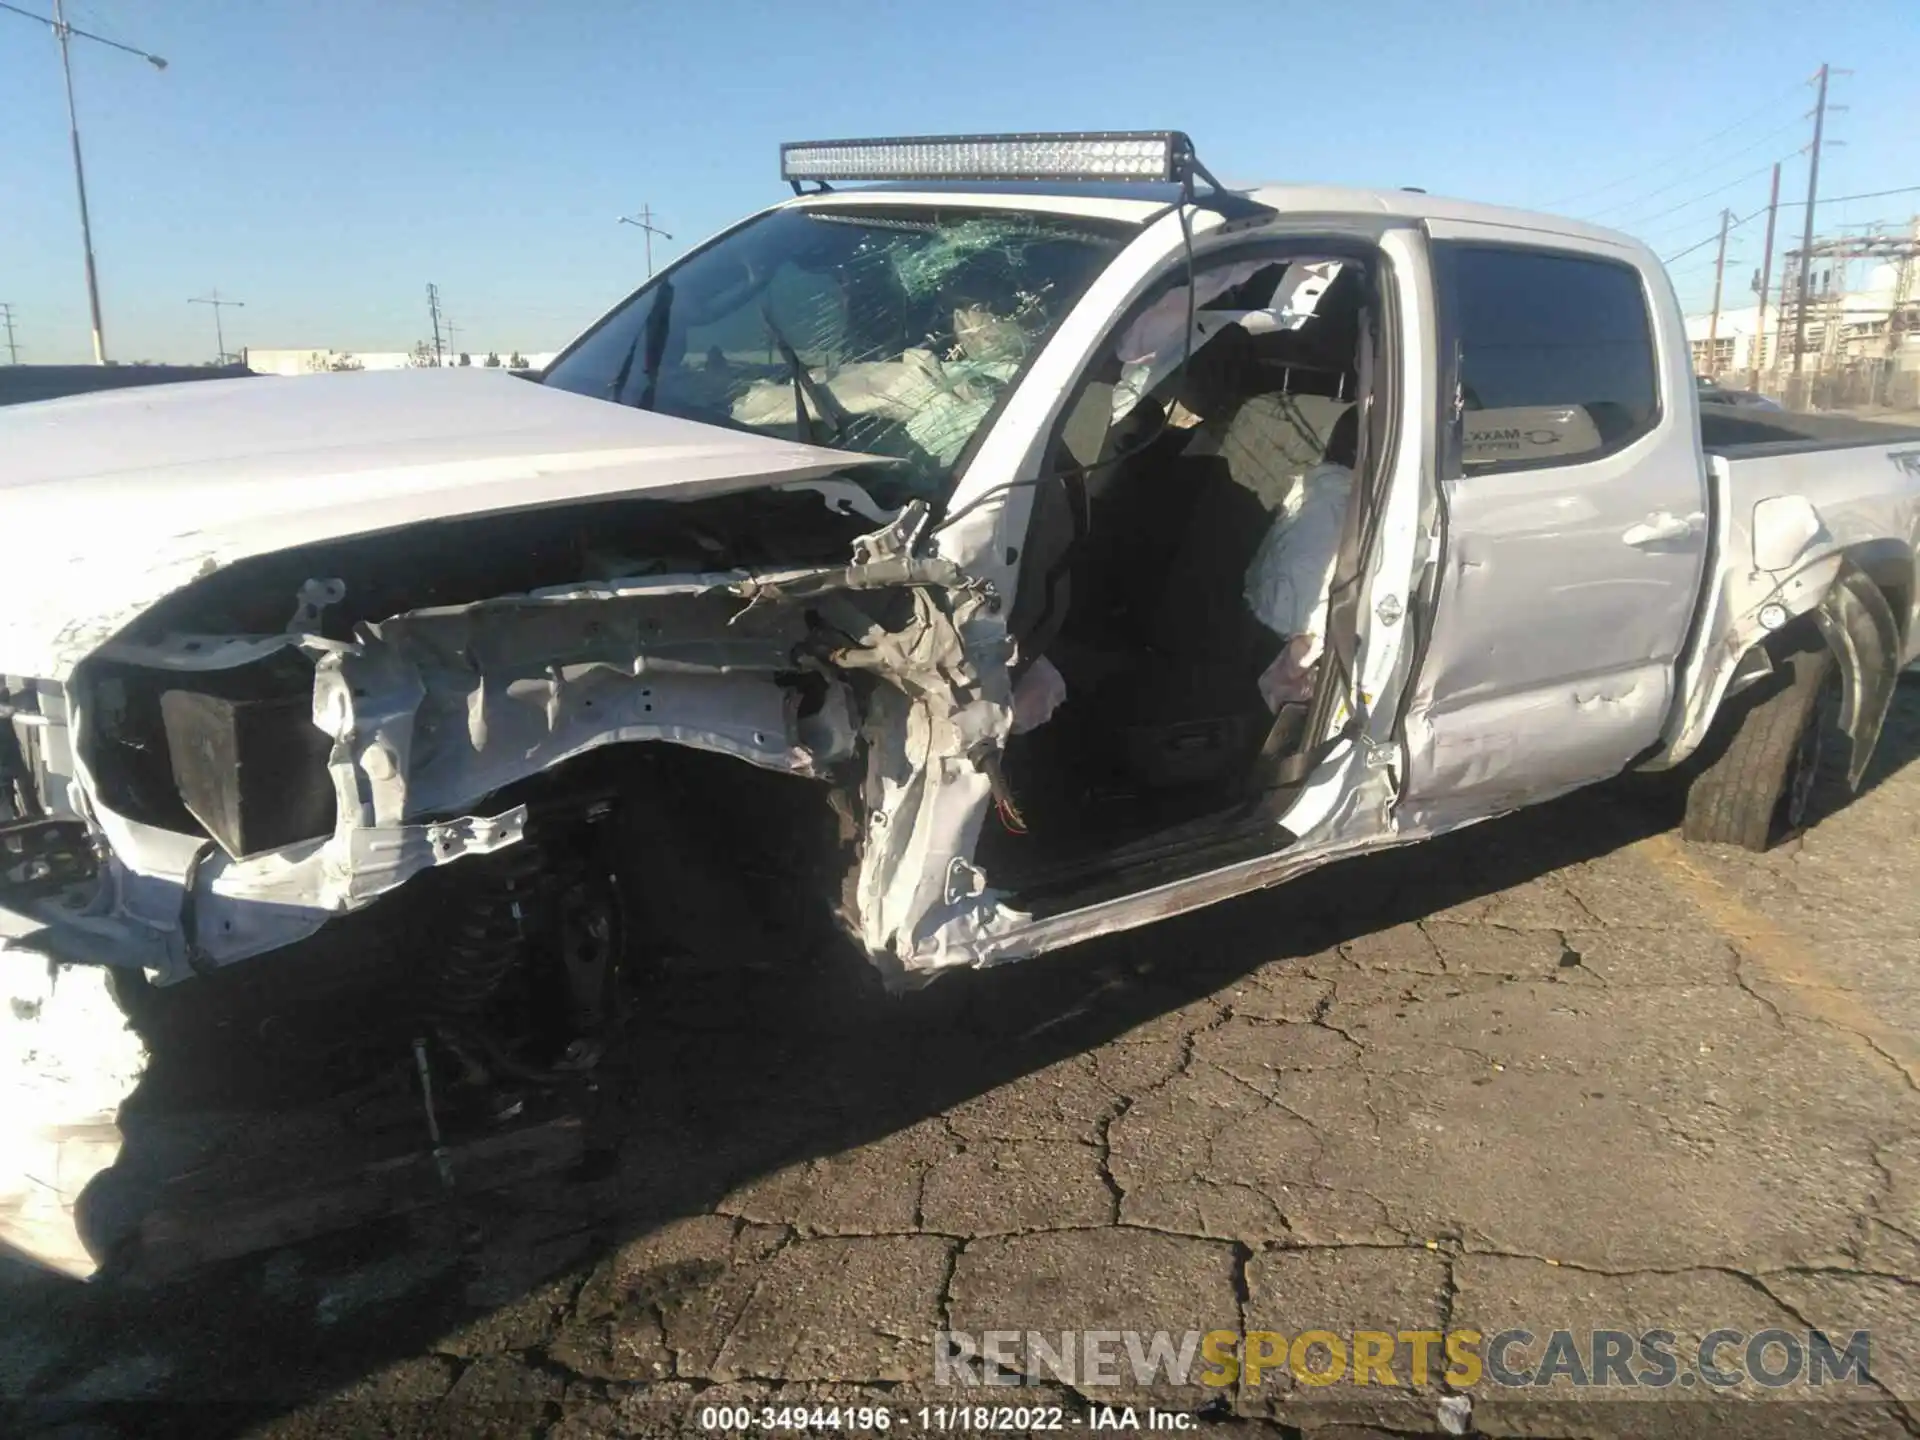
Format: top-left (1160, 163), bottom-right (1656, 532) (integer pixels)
top-left (3, 174), bottom-right (1917, 1278)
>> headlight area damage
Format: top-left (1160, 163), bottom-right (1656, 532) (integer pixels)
top-left (1, 488), bottom-right (1019, 1278)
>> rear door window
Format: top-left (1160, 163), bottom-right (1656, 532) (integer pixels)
top-left (1437, 245), bottom-right (1659, 473)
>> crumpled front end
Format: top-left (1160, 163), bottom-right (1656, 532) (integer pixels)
top-left (0, 958), bottom-right (145, 1278)
top-left (0, 490), bottom-right (1027, 1275)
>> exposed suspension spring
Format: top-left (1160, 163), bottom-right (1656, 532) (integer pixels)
top-left (421, 839), bottom-right (551, 1017)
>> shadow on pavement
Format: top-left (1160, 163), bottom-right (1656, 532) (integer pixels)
top-left (5, 681), bottom-right (1918, 1438)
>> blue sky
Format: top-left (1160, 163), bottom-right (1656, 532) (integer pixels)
top-left (1, 0), bottom-right (1914, 364)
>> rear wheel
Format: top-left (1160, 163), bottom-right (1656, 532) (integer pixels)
top-left (1682, 632), bottom-right (1839, 851)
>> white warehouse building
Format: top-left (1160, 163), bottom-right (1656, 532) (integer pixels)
top-left (1683, 230), bottom-right (1918, 406)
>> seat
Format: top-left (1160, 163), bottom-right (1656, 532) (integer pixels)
top-left (1140, 330), bottom-right (1356, 669)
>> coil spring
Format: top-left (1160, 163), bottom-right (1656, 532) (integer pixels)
top-left (422, 839), bottom-right (551, 1017)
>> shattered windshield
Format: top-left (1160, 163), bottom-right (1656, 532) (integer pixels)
top-left (544, 205), bottom-right (1133, 502)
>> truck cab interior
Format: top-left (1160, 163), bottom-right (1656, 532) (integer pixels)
top-left (976, 252), bottom-right (1379, 907)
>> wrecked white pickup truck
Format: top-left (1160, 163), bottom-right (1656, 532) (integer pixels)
top-left (6, 132), bottom-right (1920, 1276)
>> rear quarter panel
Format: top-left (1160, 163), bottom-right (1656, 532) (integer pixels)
top-left (1660, 440), bottom-right (1920, 765)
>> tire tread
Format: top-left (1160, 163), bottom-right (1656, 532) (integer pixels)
top-left (1682, 637), bottom-right (1833, 851)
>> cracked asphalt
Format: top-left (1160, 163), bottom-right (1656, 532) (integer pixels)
top-left (4, 681), bottom-right (1918, 1439)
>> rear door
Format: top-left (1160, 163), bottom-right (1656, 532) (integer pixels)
top-left (1398, 229), bottom-right (1709, 826)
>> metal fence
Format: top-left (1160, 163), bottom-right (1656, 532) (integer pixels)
top-left (1754, 362), bottom-right (1920, 413)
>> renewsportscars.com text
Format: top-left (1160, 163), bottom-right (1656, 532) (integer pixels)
top-left (935, 1328), bottom-right (1871, 1390)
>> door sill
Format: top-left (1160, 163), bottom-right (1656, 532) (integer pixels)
top-left (998, 802), bottom-right (1299, 919)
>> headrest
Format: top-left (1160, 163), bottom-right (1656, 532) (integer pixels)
top-left (1324, 406), bottom-right (1360, 468)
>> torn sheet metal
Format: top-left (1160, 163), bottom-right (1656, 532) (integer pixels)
top-left (0, 493), bottom-right (1020, 1276)
top-left (1813, 562), bottom-right (1901, 789)
top-left (9, 498), bottom-right (1008, 989)
top-left (0, 368), bottom-right (894, 683)
top-left (894, 227), bottom-right (1440, 976)
top-left (840, 577), bottom-right (1018, 968)
top-left (908, 732), bottom-right (1383, 975)
top-left (1657, 443), bottom-right (1920, 769)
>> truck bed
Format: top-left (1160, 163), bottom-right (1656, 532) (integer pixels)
top-left (1701, 407), bottom-right (1920, 459)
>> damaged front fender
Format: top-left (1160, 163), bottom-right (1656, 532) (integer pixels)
top-left (19, 499), bottom-right (1020, 988)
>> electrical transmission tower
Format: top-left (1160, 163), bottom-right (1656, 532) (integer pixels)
top-left (1783, 229), bottom-right (1920, 381)
top-left (0, 303), bottom-right (17, 364)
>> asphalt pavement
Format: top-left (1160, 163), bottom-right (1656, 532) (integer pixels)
top-left (4, 681), bottom-right (1918, 1440)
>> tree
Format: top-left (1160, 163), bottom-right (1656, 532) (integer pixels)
top-left (483, 352), bottom-right (502, 368)
top-left (508, 351), bottom-right (528, 370)
top-left (408, 341), bottom-right (439, 368)
top-left (329, 352), bottom-right (365, 372)
top-left (457, 352), bottom-right (472, 367)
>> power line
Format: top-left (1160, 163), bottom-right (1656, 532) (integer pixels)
top-left (1659, 182), bottom-right (1920, 269)
top-left (0, 0), bottom-right (165, 67)
top-left (1780, 183), bottom-right (1920, 209)
top-left (1541, 76), bottom-right (1808, 211)
top-left (1579, 114), bottom-right (1806, 223)
top-left (1616, 158), bottom-right (1791, 235)
top-left (1643, 182), bottom-right (1920, 255)
top-left (1663, 209), bottom-right (1761, 264)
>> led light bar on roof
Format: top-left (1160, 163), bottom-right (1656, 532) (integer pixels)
top-left (780, 131), bottom-right (1193, 186)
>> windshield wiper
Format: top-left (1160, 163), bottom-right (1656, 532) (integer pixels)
top-left (762, 306), bottom-right (849, 444)
top-left (607, 281), bottom-right (674, 409)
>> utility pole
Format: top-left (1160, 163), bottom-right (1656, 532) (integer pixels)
top-left (1707, 208), bottom-right (1732, 379)
top-left (52, 0), bottom-right (105, 364)
top-left (0, 303), bottom-right (17, 364)
top-left (1751, 161), bottom-right (1781, 389)
top-left (426, 283), bottom-right (445, 366)
top-left (1777, 249), bottom-right (1797, 382)
top-left (188, 291), bottom-right (245, 365)
top-left (617, 204), bottom-right (673, 277)
top-left (0, 1), bottom-right (169, 365)
top-left (1792, 63), bottom-right (1831, 376)
top-left (444, 317), bottom-right (462, 362)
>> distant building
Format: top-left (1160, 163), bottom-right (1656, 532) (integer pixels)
top-left (241, 348), bottom-right (557, 377)
top-left (1684, 219), bottom-right (1918, 408)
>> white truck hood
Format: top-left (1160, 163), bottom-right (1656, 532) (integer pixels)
top-left (0, 367), bottom-right (885, 680)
